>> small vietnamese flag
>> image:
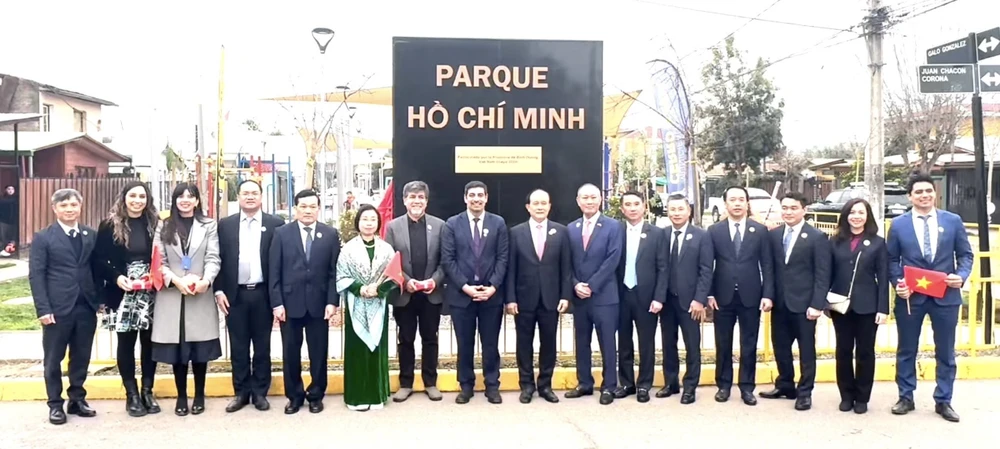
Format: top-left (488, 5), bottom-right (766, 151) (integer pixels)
top-left (382, 251), bottom-right (405, 286)
top-left (903, 265), bottom-right (948, 299)
top-left (150, 245), bottom-right (164, 291)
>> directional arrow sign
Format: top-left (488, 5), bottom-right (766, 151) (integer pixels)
top-left (982, 65), bottom-right (1000, 93)
top-left (918, 64), bottom-right (976, 94)
top-left (978, 27), bottom-right (1000, 62)
top-left (927, 35), bottom-right (976, 64)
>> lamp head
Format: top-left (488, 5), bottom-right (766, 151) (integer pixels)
top-left (311, 28), bottom-right (335, 54)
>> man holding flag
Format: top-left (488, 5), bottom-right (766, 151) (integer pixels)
top-left (888, 171), bottom-right (972, 423)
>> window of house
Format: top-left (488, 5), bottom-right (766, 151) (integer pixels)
top-left (75, 166), bottom-right (96, 178)
top-left (73, 110), bottom-right (86, 133)
top-left (41, 104), bottom-right (52, 131)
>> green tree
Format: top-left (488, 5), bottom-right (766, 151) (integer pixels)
top-left (696, 37), bottom-right (785, 184)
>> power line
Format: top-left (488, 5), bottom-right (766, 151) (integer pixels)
top-left (679, 0), bottom-right (788, 63)
top-left (628, 0), bottom-right (854, 32)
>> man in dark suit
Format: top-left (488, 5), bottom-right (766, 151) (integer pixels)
top-left (707, 186), bottom-right (775, 406)
top-left (384, 180), bottom-right (446, 403)
top-left (614, 191), bottom-right (667, 403)
top-left (659, 193), bottom-right (713, 404)
top-left (441, 180), bottom-right (509, 404)
top-left (29, 188), bottom-right (100, 425)
top-left (505, 189), bottom-right (572, 404)
top-left (565, 183), bottom-right (623, 405)
top-left (269, 189), bottom-right (340, 415)
top-left (214, 180), bottom-right (285, 413)
top-left (889, 172), bottom-right (972, 423)
top-left (761, 191), bottom-right (831, 411)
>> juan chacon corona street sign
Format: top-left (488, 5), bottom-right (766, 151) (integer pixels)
top-left (918, 64), bottom-right (976, 94)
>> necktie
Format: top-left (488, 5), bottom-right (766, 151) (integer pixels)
top-left (472, 217), bottom-right (482, 254)
top-left (624, 227), bottom-right (638, 289)
top-left (304, 226), bottom-right (314, 262)
top-left (921, 215), bottom-right (933, 262)
top-left (535, 224), bottom-right (545, 260)
top-left (783, 226), bottom-right (794, 263)
top-left (239, 218), bottom-right (254, 283)
top-left (733, 223), bottom-right (742, 256)
top-left (582, 219), bottom-right (593, 250)
top-left (669, 230), bottom-right (681, 296)
top-left (69, 229), bottom-right (82, 259)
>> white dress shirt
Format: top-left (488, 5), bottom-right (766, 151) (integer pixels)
top-left (728, 217), bottom-right (747, 240)
top-left (669, 223), bottom-right (689, 255)
top-left (468, 211), bottom-right (486, 238)
top-left (530, 218), bottom-right (548, 252)
top-left (58, 221), bottom-right (80, 236)
top-left (299, 220), bottom-right (317, 253)
top-left (782, 220), bottom-right (805, 264)
top-left (239, 211), bottom-right (264, 284)
top-left (912, 209), bottom-right (939, 261)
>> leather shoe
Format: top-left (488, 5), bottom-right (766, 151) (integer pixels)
top-left (599, 391), bottom-right (614, 405)
top-left (935, 403), bottom-right (960, 422)
top-left (613, 386), bottom-right (636, 399)
top-left (741, 391), bottom-right (757, 406)
top-left (759, 388), bottom-right (797, 400)
top-left (253, 396), bottom-right (270, 411)
top-left (226, 396), bottom-right (250, 413)
top-left (67, 400), bottom-right (97, 417)
top-left (794, 396), bottom-right (812, 411)
top-left (191, 396), bottom-right (205, 415)
top-left (714, 389), bottom-right (730, 402)
top-left (564, 388), bottom-right (594, 399)
top-left (854, 402), bottom-right (868, 414)
top-left (284, 401), bottom-right (302, 415)
top-left (656, 386), bottom-right (680, 398)
top-left (680, 391), bottom-right (696, 404)
top-left (455, 390), bottom-right (473, 404)
top-left (486, 389), bottom-right (502, 404)
top-left (141, 388), bottom-right (161, 414)
top-left (839, 400), bottom-right (853, 412)
top-left (519, 389), bottom-right (534, 404)
top-left (539, 389), bottom-right (559, 403)
top-left (637, 389), bottom-right (650, 403)
top-left (49, 408), bottom-right (67, 425)
top-left (308, 400), bottom-right (324, 413)
top-left (891, 398), bottom-right (915, 415)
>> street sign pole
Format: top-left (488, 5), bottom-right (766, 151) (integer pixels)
top-left (968, 30), bottom-right (993, 344)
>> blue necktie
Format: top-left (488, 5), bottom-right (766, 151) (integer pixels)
top-left (304, 226), bottom-right (314, 262)
top-left (783, 226), bottom-right (794, 262)
top-left (733, 223), bottom-right (742, 256)
top-left (624, 228), bottom-right (638, 289)
top-left (920, 215), bottom-right (932, 262)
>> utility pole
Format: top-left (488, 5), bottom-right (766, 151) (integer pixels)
top-left (864, 0), bottom-right (887, 235)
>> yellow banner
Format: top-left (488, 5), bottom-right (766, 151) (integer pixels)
top-left (454, 146), bottom-right (542, 174)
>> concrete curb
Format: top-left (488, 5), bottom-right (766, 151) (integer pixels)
top-left (2, 356), bottom-right (999, 401)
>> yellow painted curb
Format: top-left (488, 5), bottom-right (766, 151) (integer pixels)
top-left (3, 357), bottom-right (1000, 401)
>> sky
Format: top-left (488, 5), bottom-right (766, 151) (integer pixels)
top-left (2, 0), bottom-right (998, 165)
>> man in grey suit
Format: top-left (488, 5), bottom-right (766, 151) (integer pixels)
top-left (384, 181), bottom-right (446, 402)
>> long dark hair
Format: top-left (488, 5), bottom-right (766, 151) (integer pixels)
top-left (161, 182), bottom-right (209, 245)
top-left (107, 181), bottom-right (158, 247)
top-left (834, 198), bottom-right (878, 243)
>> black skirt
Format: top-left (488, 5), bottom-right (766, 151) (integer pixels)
top-left (151, 295), bottom-right (222, 365)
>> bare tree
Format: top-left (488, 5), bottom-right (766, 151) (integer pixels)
top-left (770, 147), bottom-right (811, 187)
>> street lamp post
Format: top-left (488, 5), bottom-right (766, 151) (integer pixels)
top-left (311, 27), bottom-right (334, 221)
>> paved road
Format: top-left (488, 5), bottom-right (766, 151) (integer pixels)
top-left (2, 381), bottom-right (997, 448)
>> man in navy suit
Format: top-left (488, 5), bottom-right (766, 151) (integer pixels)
top-left (565, 183), bottom-right (623, 405)
top-left (659, 193), bottom-right (713, 404)
top-left (29, 188), bottom-right (100, 425)
top-left (269, 189), bottom-right (340, 415)
top-left (707, 186), bottom-right (775, 406)
top-left (441, 181), bottom-right (509, 405)
top-left (889, 172), bottom-right (972, 423)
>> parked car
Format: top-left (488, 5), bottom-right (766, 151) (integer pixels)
top-left (709, 187), bottom-right (781, 224)
top-left (805, 182), bottom-right (911, 224)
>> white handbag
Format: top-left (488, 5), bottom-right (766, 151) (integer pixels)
top-left (826, 251), bottom-right (861, 315)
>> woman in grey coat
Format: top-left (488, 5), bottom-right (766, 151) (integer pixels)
top-left (151, 183), bottom-right (222, 416)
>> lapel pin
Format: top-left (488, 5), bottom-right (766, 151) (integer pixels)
top-left (686, 234), bottom-right (693, 241)
top-left (749, 227), bottom-right (756, 233)
top-left (82, 230), bottom-right (88, 236)
top-left (427, 224), bottom-right (432, 231)
top-left (597, 222), bottom-right (603, 227)
top-left (483, 228), bottom-right (489, 237)
top-left (548, 228), bottom-right (557, 235)
top-left (316, 232), bottom-right (323, 239)
top-left (261, 227), bottom-right (267, 232)
top-left (801, 232), bottom-right (808, 239)
top-left (863, 239), bottom-right (871, 246)
top-left (640, 233), bottom-right (647, 239)
top-left (576, 222), bottom-right (581, 228)
top-left (938, 226), bottom-right (945, 233)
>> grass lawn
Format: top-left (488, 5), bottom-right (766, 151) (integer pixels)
top-left (0, 262), bottom-right (16, 269)
top-left (0, 278), bottom-right (38, 331)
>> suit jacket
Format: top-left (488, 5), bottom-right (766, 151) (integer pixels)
top-left (213, 211), bottom-right (285, 301)
top-left (770, 222), bottom-right (832, 313)
top-left (567, 214), bottom-right (623, 306)
top-left (151, 218), bottom-right (221, 343)
top-left (615, 222), bottom-right (668, 310)
top-left (384, 213), bottom-right (446, 307)
top-left (707, 218), bottom-right (775, 308)
top-left (830, 234), bottom-right (889, 315)
top-left (887, 210), bottom-right (973, 307)
top-left (28, 223), bottom-right (100, 318)
top-left (269, 221), bottom-right (341, 319)
top-left (665, 225), bottom-right (714, 309)
top-left (505, 220), bottom-right (572, 311)
top-left (440, 211), bottom-right (509, 308)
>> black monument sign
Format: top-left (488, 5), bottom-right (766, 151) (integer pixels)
top-left (392, 37), bottom-right (603, 225)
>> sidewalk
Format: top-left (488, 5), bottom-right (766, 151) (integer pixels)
top-left (0, 259), bottom-right (28, 283)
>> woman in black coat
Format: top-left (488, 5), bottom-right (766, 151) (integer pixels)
top-left (827, 198), bottom-right (889, 415)
top-left (94, 181), bottom-right (161, 417)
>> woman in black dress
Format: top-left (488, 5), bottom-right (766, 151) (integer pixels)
top-left (94, 180), bottom-right (161, 417)
top-left (828, 198), bottom-right (889, 414)
top-left (151, 183), bottom-right (222, 416)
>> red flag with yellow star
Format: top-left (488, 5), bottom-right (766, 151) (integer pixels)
top-left (382, 251), bottom-right (405, 286)
top-left (903, 266), bottom-right (948, 299)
